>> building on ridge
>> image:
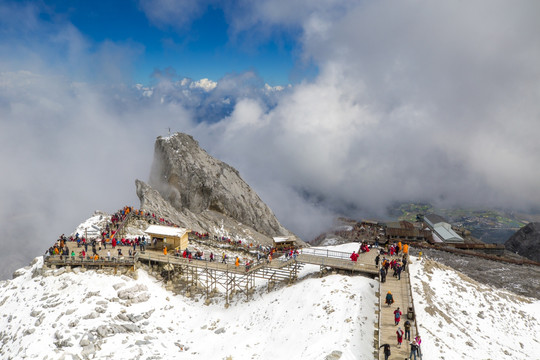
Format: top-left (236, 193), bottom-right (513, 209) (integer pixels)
top-left (385, 220), bottom-right (432, 242)
top-left (145, 225), bottom-right (190, 250)
top-left (422, 214), bottom-right (464, 243)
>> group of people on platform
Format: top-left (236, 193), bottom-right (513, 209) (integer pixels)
top-left (167, 245), bottom-right (292, 272)
top-left (380, 334), bottom-right (422, 360)
top-left (377, 255), bottom-right (407, 282)
top-left (172, 247), bottom-right (206, 261)
top-left (349, 241), bottom-right (372, 261)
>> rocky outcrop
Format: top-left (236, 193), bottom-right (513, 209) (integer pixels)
top-left (136, 133), bottom-right (304, 247)
top-left (505, 222), bottom-right (540, 263)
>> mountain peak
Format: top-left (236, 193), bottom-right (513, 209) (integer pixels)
top-left (138, 132), bottom-right (302, 246)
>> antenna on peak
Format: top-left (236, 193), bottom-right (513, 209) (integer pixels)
top-left (168, 127), bottom-right (171, 136)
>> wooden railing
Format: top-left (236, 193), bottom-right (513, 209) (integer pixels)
top-left (44, 254), bottom-right (136, 266)
top-left (299, 247), bottom-right (356, 260)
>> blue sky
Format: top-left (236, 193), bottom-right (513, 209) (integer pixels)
top-left (38, 0), bottom-right (304, 85)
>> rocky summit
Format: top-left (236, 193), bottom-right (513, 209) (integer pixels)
top-left (136, 132), bottom-right (303, 247)
top-left (505, 222), bottom-right (540, 263)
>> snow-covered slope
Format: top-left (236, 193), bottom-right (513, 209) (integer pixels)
top-left (410, 257), bottom-right (540, 360)
top-left (2, 244), bottom-right (539, 360)
top-left (0, 244), bottom-right (377, 360)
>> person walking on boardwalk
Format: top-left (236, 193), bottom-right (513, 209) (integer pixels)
top-left (409, 340), bottom-right (420, 360)
top-left (380, 267), bottom-right (386, 283)
top-left (394, 307), bottom-right (402, 325)
top-left (375, 254), bottom-right (380, 267)
top-left (384, 259), bottom-right (390, 275)
top-left (402, 255), bottom-right (408, 272)
top-left (396, 263), bottom-right (402, 280)
top-left (396, 327), bottom-right (404, 347)
top-left (404, 320), bottom-right (411, 341)
top-left (235, 256), bottom-right (239, 267)
top-left (415, 335), bottom-right (423, 359)
top-left (379, 343), bottom-right (391, 360)
top-left (385, 291), bottom-right (394, 306)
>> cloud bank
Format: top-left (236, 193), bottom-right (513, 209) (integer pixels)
top-left (2, 1), bottom-right (540, 278)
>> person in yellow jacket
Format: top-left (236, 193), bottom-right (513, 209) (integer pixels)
top-left (163, 246), bottom-right (168, 255)
top-left (235, 257), bottom-right (240, 267)
top-left (403, 244), bottom-right (409, 254)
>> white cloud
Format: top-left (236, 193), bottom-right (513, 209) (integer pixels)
top-left (264, 83), bottom-right (285, 92)
top-left (189, 78), bottom-right (218, 92)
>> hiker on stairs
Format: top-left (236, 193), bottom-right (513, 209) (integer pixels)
top-left (385, 291), bottom-right (394, 306)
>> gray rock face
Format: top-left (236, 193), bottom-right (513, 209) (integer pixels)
top-left (505, 222), bottom-right (540, 263)
top-left (149, 133), bottom-right (286, 236)
top-left (137, 132), bottom-right (304, 246)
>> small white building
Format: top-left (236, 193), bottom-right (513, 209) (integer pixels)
top-left (144, 225), bottom-right (189, 250)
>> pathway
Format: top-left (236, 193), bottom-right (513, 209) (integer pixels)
top-left (378, 256), bottom-right (416, 359)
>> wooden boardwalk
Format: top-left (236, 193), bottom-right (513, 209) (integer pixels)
top-left (378, 258), bottom-right (417, 359)
top-left (134, 248), bottom-right (378, 303)
top-left (295, 253), bottom-right (378, 275)
top-left (297, 248), bottom-right (379, 276)
top-left (136, 248), bottom-right (379, 276)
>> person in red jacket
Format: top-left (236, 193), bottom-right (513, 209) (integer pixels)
top-left (394, 307), bottom-right (402, 325)
top-left (350, 251), bottom-right (359, 262)
top-left (396, 327), bottom-right (404, 347)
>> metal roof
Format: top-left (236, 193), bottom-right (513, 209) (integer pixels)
top-left (433, 223), bottom-right (463, 242)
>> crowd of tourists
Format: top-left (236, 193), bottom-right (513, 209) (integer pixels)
top-left (46, 205), bottom-right (172, 262)
top-left (376, 240), bottom-right (423, 360)
top-left (166, 243), bottom-right (297, 272)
